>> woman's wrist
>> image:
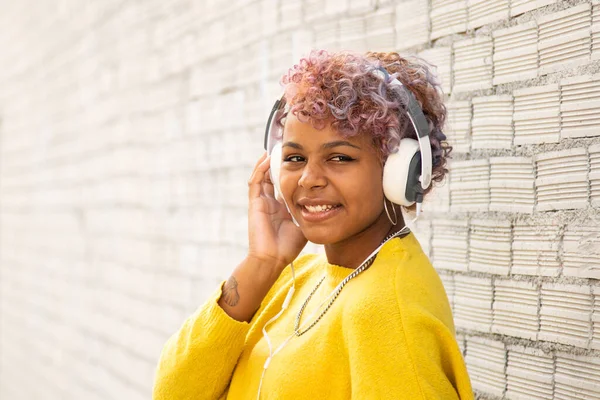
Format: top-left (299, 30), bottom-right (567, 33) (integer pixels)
top-left (245, 252), bottom-right (287, 280)
top-left (217, 256), bottom-right (283, 323)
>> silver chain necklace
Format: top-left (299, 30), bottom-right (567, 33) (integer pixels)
top-left (293, 227), bottom-right (410, 336)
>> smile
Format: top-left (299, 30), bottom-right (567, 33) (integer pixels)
top-left (299, 204), bottom-right (342, 222)
top-left (304, 204), bottom-right (339, 213)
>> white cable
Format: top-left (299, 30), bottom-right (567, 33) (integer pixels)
top-left (257, 261), bottom-right (296, 400)
top-left (411, 201), bottom-right (422, 224)
top-left (260, 261), bottom-right (296, 360)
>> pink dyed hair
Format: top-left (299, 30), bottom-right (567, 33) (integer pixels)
top-left (278, 49), bottom-right (451, 192)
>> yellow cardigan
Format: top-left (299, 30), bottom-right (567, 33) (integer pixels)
top-left (153, 233), bottom-right (473, 399)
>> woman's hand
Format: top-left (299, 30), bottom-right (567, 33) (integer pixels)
top-left (247, 152), bottom-right (307, 273)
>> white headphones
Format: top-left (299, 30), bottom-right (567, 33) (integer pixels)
top-left (264, 66), bottom-right (433, 210)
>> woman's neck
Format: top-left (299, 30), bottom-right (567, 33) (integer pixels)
top-left (323, 210), bottom-right (406, 269)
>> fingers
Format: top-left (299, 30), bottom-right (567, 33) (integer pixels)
top-left (248, 152), bottom-right (271, 199)
top-left (263, 169), bottom-right (275, 198)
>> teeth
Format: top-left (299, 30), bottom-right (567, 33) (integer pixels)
top-left (305, 205), bottom-right (337, 213)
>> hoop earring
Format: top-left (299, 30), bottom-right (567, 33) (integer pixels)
top-left (383, 198), bottom-right (398, 226)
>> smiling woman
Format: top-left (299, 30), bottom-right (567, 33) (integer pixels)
top-left (280, 113), bottom-right (390, 255)
top-left (152, 50), bottom-right (474, 400)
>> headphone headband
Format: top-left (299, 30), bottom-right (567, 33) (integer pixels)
top-left (264, 97), bottom-right (286, 154)
top-left (373, 67), bottom-right (432, 189)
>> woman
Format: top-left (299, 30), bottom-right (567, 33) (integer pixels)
top-left (152, 50), bottom-right (473, 399)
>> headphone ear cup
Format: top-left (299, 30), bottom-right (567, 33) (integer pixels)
top-left (269, 142), bottom-right (283, 197)
top-left (383, 138), bottom-right (421, 207)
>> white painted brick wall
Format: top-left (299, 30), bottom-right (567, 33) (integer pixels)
top-left (396, 0), bottom-right (429, 50)
top-left (493, 279), bottom-right (539, 340)
top-left (535, 148), bottom-right (589, 211)
top-left (489, 157), bottom-right (535, 213)
top-left (450, 159), bottom-right (490, 211)
top-left (540, 283), bottom-right (592, 348)
top-left (513, 84), bottom-right (560, 145)
top-left (469, 219), bottom-right (512, 275)
top-left (431, 0), bottom-right (467, 39)
top-left (554, 353), bottom-right (600, 399)
top-left (493, 21), bottom-right (539, 85)
top-left (418, 46), bottom-right (452, 94)
top-left (1, 1), bottom-right (600, 400)
top-left (453, 36), bottom-right (494, 92)
top-left (471, 95), bottom-right (514, 149)
top-left (466, 337), bottom-right (506, 397)
top-left (506, 345), bottom-right (554, 400)
top-left (446, 100), bottom-right (471, 153)
top-left (454, 275), bottom-right (493, 331)
top-left (512, 221), bottom-right (561, 276)
top-left (432, 219), bottom-right (469, 271)
top-left (538, 4), bottom-right (592, 75)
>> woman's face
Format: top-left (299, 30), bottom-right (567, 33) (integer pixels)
top-left (279, 113), bottom-right (387, 245)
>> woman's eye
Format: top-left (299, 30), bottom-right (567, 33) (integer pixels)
top-left (283, 155), bottom-right (305, 163)
top-left (330, 155), bottom-right (354, 162)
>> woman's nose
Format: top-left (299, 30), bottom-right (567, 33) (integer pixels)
top-left (298, 160), bottom-right (327, 189)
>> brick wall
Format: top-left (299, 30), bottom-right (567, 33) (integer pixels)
top-left (0, 1), bottom-right (598, 399)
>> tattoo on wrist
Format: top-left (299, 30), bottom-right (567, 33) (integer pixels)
top-left (223, 276), bottom-right (240, 306)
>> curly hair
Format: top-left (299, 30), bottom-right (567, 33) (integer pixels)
top-left (278, 49), bottom-right (451, 200)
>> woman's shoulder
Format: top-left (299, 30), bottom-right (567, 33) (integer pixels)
top-left (356, 232), bottom-right (452, 321)
top-left (388, 232), bottom-right (455, 328)
top-left (369, 232), bottom-right (435, 282)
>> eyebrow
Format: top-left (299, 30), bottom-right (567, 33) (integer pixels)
top-left (282, 140), bottom-right (361, 150)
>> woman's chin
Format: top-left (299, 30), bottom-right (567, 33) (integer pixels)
top-left (299, 226), bottom-right (343, 246)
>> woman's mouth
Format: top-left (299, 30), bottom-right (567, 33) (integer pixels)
top-left (299, 204), bottom-right (342, 223)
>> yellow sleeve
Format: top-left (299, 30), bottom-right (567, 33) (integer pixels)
top-left (152, 280), bottom-right (250, 400)
top-left (152, 257), bottom-right (311, 400)
top-left (346, 249), bottom-right (474, 399)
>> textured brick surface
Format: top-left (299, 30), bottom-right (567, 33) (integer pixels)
top-left (466, 337), bottom-right (506, 397)
top-left (555, 353), bottom-right (600, 399)
top-left (538, 4), bottom-right (592, 75)
top-left (513, 84), bottom-right (560, 145)
top-left (493, 21), bottom-right (539, 85)
top-left (1, 2), bottom-right (600, 400)
top-left (512, 222), bottom-right (561, 276)
top-left (450, 159), bottom-right (490, 212)
top-left (468, 0), bottom-right (509, 30)
top-left (395, 0), bottom-right (429, 50)
top-left (493, 280), bottom-right (539, 340)
top-left (431, 219), bottom-right (469, 271)
top-left (446, 100), bottom-right (471, 153)
top-left (506, 345), bottom-right (554, 400)
top-left (431, 0), bottom-right (467, 39)
top-left (592, 144), bottom-right (600, 206)
top-left (489, 157), bottom-right (535, 213)
top-left (453, 275), bottom-right (493, 331)
top-left (511, 0), bottom-right (559, 16)
top-left (563, 223), bottom-right (600, 279)
top-left (453, 36), bottom-right (493, 92)
top-left (535, 148), bottom-right (589, 211)
top-left (593, 0), bottom-right (600, 59)
top-left (468, 219), bottom-right (512, 274)
top-left (418, 46), bottom-right (452, 94)
top-left (560, 74), bottom-right (600, 139)
top-left (471, 95), bottom-right (514, 149)
top-left (540, 283), bottom-right (592, 348)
